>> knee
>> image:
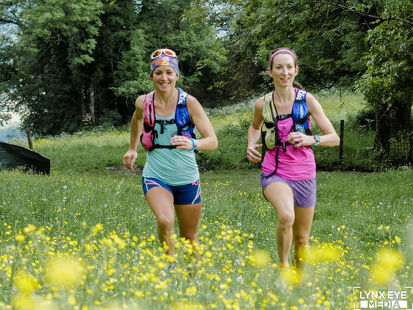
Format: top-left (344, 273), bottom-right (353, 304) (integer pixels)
top-left (278, 212), bottom-right (295, 228)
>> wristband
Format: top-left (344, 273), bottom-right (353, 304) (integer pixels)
top-left (313, 135), bottom-right (320, 147)
top-left (190, 138), bottom-right (197, 151)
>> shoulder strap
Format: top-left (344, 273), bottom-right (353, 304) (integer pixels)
top-left (262, 92), bottom-right (276, 123)
top-left (292, 89), bottom-right (308, 122)
top-left (268, 93), bottom-right (277, 123)
top-left (143, 91), bottom-right (156, 126)
top-left (175, 88), bottom-right (192, 129)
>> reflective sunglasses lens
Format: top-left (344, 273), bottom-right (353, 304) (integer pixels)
top-left (151, 50), bottom-right (162, 59)
top-left (163, 49), bottom-right (175, 56)
top-left (151, 49), bottom-right (177, 59)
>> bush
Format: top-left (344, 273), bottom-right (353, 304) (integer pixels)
top-left (347, 107), bottom-right (376, 132)
top-left (98, 109), bottom-right (123, 129)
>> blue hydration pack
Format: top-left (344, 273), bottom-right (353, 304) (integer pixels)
top-left (140, 88), bottom-right (195, 151)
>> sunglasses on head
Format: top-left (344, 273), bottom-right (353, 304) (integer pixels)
top-left (150, 49), bottom-right (177, 59)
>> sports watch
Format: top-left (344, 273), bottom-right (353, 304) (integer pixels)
top-left (190, 138), bottom-right (198, 151)
top-left (313, 135), bottom-right (320, 146)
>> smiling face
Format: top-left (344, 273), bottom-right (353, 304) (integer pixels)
top-left (268, 53), bottom-right (298, 88)
top-left (150, 65), bottom-right (179, 92)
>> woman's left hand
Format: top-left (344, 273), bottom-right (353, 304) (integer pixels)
top-left (171, 135), bottom-right (194, 150)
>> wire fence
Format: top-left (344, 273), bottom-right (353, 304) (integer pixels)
top-left (389, 131), bottom-right (413, 165)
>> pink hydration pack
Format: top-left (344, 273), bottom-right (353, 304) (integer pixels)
top-left (140, 88), bottom-right (195, 151)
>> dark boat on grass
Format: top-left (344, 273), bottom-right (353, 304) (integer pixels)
top-left (0, 141), bottom-right (50, 175)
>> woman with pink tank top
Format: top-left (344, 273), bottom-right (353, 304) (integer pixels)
top-left (246, 48), bottom-right (339, 273)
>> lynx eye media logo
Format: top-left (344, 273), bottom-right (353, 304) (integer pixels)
top-left (353, 287), bottom-right (413, 309)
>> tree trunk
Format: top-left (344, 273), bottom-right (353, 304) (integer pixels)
top-left (392, 99), bottom-right (412, 134)
top-left (89, 82), bottom-right (96, 124)
top-left (374, 103), bottom-right (391, 152)
top-left (25, 128), bottom-right (33, 150)
top-left (80, 89), bottom-right (88, 124)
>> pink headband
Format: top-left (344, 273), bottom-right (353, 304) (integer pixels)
top-left (269, 48), bottom-right (297, 64)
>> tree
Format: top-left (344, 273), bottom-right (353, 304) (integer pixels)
top-left (216, 0), bottom-right (369, 97)
top-left (1, 0), bottom-right (105, 135)
top-left (1, 0), bottom-right (228, 135)
top-left (358, 0), bottom-right (413, 151)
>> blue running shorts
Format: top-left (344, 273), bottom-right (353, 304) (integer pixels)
top-left (142, 177), bottom-right (202, 205)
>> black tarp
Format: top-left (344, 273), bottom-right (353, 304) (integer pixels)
top-left (0, 142), bottom-right (50, 174)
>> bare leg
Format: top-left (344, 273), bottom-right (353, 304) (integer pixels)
top-left (175, 203), bottom-right (202, 243)
top-left (292, 206), bottom-right (314, 269)
top-left (174, 203), bottom-right (201, 277)
top-left (145, 187), bottom-right (175, 256)
top-left (264, 182), bottom-right (295, 268)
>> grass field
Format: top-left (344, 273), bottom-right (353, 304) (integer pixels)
top-left (1, 91), bottom-right (412, 309)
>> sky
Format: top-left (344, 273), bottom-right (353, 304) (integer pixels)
top-left (0, 112), bottom-right (24, 142)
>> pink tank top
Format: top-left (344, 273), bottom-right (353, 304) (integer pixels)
top-left (261, 117), bottom-right (316, 180)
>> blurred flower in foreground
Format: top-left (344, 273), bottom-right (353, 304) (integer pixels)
top-left (14, 270), bottom-right (41, 295)
top-left (99, 301), bottom-right (143, 310)
top-left (172, 301), bottom-right (205, 310)
top-left (251, 249), bottom-right (270, 268)
top-left (44, 255), bottom-right (85, 290)
top-left (303, 243), bottom-right (342, 265)
top-left (369, 248), bottom-right (404, 286)
top-left (279, 266), bottom-right (302, 288)
top-left (12, 293), bottom-right (54, 310)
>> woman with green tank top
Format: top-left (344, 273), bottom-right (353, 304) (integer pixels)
top-left (123, 49), bottom-right (218, 270)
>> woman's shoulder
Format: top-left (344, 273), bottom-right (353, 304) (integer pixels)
top-left (254, 95), bottom-right (266, 110)
top-left (302, 91), bottom-right (319, 106)
top-left (185, 93), bottom-right (203, 113)
top-left (185, 93), bottom-right (198, 104)
top-left (135, 93), bottom-right (150, 110)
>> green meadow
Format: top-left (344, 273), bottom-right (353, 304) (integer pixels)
top-left (0, 91), bottom-right (412, 309)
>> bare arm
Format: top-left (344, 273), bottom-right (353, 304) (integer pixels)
top-left (288, 92), bottom-right (340, 147)
top-left (247, 97), bottom-right (264, 163)
top-left (122, 95), bottom-right (144, 170)
top-left (170, 95), bottom-right (218, 151)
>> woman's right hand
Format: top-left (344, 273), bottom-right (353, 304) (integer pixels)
top-left (246, 144), bottom-right (262, 164)
top-left (123, 150), bottom-right (137, 170)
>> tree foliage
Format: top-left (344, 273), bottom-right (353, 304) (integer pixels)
top-left (357, 0), bottom-right (413, 151)
top-left (1, 0), bottom-right (226, 135)
top-left (1, 0), bottom-right (411, 145)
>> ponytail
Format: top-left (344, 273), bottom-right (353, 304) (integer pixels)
top-left (293, 81), bottom-right (304, 89)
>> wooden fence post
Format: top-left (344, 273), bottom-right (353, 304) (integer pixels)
top-left (339, 120), bottom-right (344, 163)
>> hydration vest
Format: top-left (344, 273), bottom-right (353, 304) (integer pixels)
top-left (140, 88), bottom-right (195, 151)
top-left (261, 88), bottom-right (312, 176)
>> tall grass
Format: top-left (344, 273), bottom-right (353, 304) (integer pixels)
top-left (0, 167), bottom-right (412, 309)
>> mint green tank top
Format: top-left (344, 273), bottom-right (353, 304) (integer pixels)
top-left (142, 113), bottom-right (199, 185)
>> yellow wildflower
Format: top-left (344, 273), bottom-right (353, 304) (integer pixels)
top-left (304, 243), bottom-right (342, 264)
top-left (251, 249), bottom-right (270, 267)
top-left (279, 266), bottom-right (302, 288)
top-left (369, 248), bottom-right (404, 286)
top-left (15, 232), bottom-right (26, 243)
top-left (14, 270), bottom-right (41, 295)
top-left (44, 255), bottom-right (85, 290)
